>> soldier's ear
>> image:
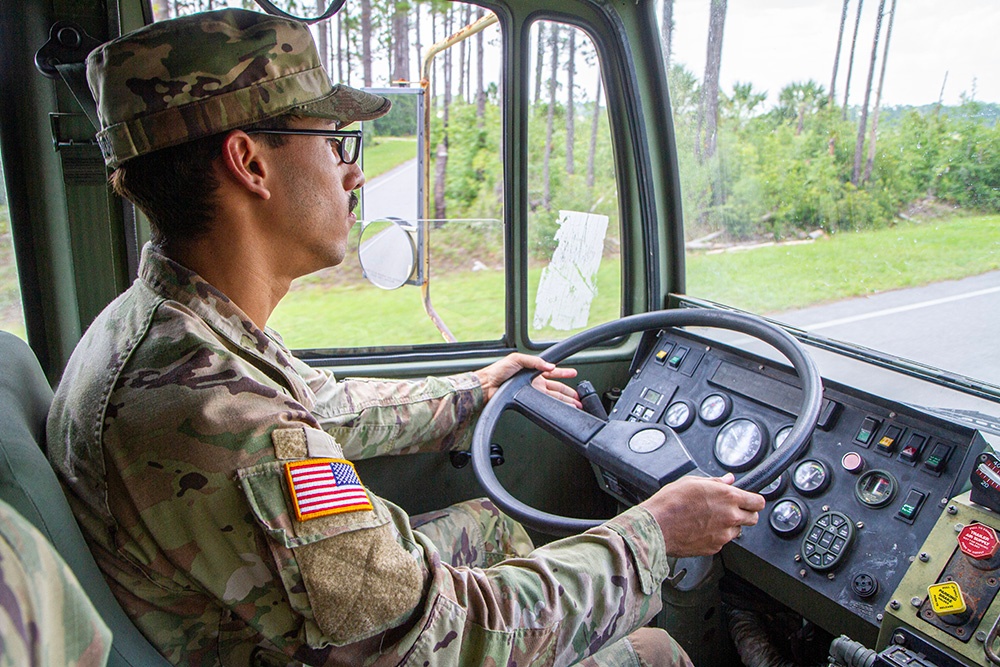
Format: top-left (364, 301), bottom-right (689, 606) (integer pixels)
top-left (219, 130), bottom-right (271, 201)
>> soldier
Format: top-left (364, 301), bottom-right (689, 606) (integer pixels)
top-left (48, 9), bottom-right (764, 666)
top-left (0, 499), bottom-right (112, 667)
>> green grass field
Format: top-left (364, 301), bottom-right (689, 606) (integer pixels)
top-left (2, 212), bottom-right (998, 347)
top-left (269, 214), bottom-right (1000, 349)
top-left (362, 136), bottom-right (418, 181)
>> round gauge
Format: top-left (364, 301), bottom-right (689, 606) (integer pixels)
top-left (855, 469), bottom-right (897, 508)
top-left (769, 499), bottom-right (807, 537)
top-left (663, 400), bottom-right (695, 432)
top-left (698, 393), bottom-right (732, 426)
top-left (760, 473), bottom-right (787, 500)
top-left (774, 425), bottom-right (809, 458)
top-left (714, 419), bottom-right (767, 471)
top-left (792, 459), bottom-right (831, 496)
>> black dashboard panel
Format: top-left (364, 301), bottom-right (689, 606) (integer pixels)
top-left (592, 329), bottom-right (988, 645)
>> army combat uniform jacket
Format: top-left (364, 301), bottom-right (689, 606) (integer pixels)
top-left (48, 244), bottom-right (672, 666)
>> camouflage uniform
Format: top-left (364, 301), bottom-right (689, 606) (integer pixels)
top-left (48, 9), bottom-right (691, 666)
top-left (0, 499), bottom-right (111, 667)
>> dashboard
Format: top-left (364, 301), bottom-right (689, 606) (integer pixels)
top-left (592, 328), bottom-right (989, 647)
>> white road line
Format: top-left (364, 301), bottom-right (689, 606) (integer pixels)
top-left (803, 285), bottom-right (1000, 331)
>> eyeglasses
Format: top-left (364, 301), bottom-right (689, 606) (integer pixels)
top-left (247, 128), bottom-right (363, 165)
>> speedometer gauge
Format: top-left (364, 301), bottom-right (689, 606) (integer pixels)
top-left (698, 393), bottom-right (732, 425)
top-left (714, 419), bottom-right (767, 471)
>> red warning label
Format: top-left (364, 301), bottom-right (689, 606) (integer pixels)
top-left (957, 523), bottom-right (999, 560)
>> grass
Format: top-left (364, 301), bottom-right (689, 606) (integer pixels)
top-left (363, 136), bottom-right (418, 181)
top-left (2, 209), bottom-right (998, 348)
top-left (271, 214), bottom-right (1000, 348)
top-left (686, 215), bottom-right (1000, 315)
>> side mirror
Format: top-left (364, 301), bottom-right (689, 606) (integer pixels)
top-left (358, 219), bottom-right (418, 290)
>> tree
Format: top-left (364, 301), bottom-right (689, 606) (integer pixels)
top-left (390, 1), bottom-right (410, 83)
top-left (476, 8), bottom-right (486, 122)
top-left (566, 30), bottom-right (576, 175)
top-left (660, 0), bottom-right (674, 71)
top-left (543, 23), bottom-right (561, 210)
top-left (852, 0), bottom-right (885, 185)
top-left (587, 75), bottom-right (603, 190)
top-left (778, 80), bottom-right (827, 135)
top-left (842, 0), bottom-right (864, 120)
top-left (360, 0), bottom-right (373, 87)
top-left (829, 0), bottom-right (849, 106)
top-left (723, 81), bottom-right (766, 126)
top-left (534, 23), bottom-right (546, 107)
top-left (698, 0), bottom-right (727, 161)
top-left (863, 0), bottom-right (897, 183)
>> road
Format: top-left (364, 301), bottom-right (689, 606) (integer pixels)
top-left (361, 158), bottom-right (419, 223)
top-left (714, 270), bottom-right (1000, 415)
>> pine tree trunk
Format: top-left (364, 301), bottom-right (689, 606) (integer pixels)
top-left (543, 24), bottom-right (560, 210)
top-left (476, 9), bottom-right (485, 123)
top-left (565, 30), bottom-right (576, 175)
top-left (851, 0), bottom-right (885, 185)
top-left (863, 0), bottom-right (897, 183)
top-left (391, 4), bottom-right (409, 83)
top-left (842, 0), bottom-right (864, 120)
top-left (830, 0), bottom-right (849, 106)
top-left (414, 2), bottom-right (422, 86)
top-left (458, 6), bottom-right (467, 101)
top-left (534, 23), bottom-right (546, 108)
top-left (660, 0), bottom-right (674, 70)
top-left (699, 0), bottom-right (727, 161)
top-left (434, 8), bottom-right (454, 220)
top-left (587, 77), bottom-right (602, 190)
top-left (336, 11), bottom-right (344, 83)
top-left (361, 0), bottom-right (373, 87)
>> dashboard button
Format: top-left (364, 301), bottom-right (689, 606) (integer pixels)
top-left (855, 417), bottom-right (880, 446)
top-left (800, 511), bottom-right (855, 572)
top-left (668, 346), bottom-right (688, 369)
top-left (900, 433), bottom-right (926, 463)
top-left (924, 443), bottom-right (952, 473)
top-left (897, 489), bottom-right (927, 522)
top-left (876, 425), bottom-right (903, 455)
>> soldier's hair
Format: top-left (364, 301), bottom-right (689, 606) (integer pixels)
top-left (109, 114), bottom-right (296, 255)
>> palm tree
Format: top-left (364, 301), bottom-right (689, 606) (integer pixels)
top-left (723, 81), bottom-right (766, 126)
top-left (778, 80), bottom-right (827, 135)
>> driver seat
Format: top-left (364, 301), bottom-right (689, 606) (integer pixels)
top-left (0, 331), bottom-right (171, 666)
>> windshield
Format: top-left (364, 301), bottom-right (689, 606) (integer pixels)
top-left (671, 0), bottom-right (1000, 396)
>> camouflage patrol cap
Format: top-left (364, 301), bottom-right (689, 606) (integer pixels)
top-left (87, 8), bottom-right (390, 168)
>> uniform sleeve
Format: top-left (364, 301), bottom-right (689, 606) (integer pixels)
top-left (0, 501), bottom-right (112, 667)
top-left (307, 370), bottom-right (485, 459)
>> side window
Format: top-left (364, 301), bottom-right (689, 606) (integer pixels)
top-left (0, 159), bottom-right (25, 339)
top-left (156, 1), bottom-right (505, 351)
top-left (526, 20), bottom-right (621, 344)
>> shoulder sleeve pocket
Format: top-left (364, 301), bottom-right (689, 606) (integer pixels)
top-left (237, 461), bottom-right (425, 646)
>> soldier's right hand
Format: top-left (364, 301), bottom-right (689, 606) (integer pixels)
top-left (639, 473), bottom-right (765, 557)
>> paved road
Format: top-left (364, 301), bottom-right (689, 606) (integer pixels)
top-left (361, 158), bottom-right (419, 223)
top-left (714, 271), bottom-right (1000, 415)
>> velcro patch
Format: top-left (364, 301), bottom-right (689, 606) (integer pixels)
top-left (285, 458), bottom-right (373, 522)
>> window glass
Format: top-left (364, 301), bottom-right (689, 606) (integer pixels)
top-left (527, 20), bottom-right (621, 344)
top-left (0, 158), bottom-right (25, 339)
top-left (153, 1), bottom-right (505, 350)
top-left (670, 0), bottom-right (1000, 387)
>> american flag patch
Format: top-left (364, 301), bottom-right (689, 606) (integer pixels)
top-left (285, 458), bottom-right (373, 522)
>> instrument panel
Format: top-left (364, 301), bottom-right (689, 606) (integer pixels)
top-left (593, 329), bottom-right (988, 646)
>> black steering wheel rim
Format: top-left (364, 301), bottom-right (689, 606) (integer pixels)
top-left (471, 309), bottom-right (823, 536)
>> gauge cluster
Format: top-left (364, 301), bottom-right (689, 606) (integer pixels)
top-left (595, 329), bottom-right (988, 646)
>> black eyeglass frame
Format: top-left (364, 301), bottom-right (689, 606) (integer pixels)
top-left (247, 128), bottom-right (363, 165)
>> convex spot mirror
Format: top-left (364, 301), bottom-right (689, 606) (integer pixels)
top-left (358, 219), bottom-right (418, 290)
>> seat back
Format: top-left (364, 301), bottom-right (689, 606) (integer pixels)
top-left (0, 331), bottom-right (171, 667)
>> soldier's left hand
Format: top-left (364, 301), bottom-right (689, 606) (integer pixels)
top-left (475, 353), bottom-right (581, 407)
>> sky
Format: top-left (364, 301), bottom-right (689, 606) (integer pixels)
top-left (669, 0), bottom-right (1000, 108)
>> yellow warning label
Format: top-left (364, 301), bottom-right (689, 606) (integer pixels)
top-left (927, 582), bottom-right (967, 615)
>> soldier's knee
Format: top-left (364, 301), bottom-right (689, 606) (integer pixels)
top-left (626, 627), bottom-right (694, 667)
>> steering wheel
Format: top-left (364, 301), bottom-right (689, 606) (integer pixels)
top-left (471, 309), bottom-right (823, 536)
